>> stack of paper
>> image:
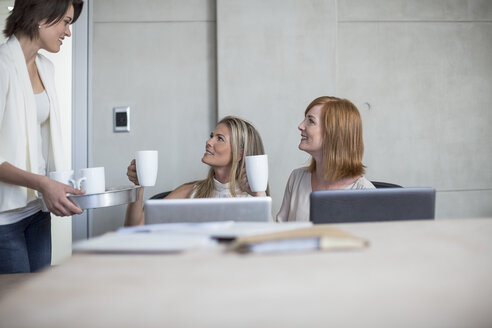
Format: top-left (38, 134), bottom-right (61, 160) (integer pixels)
top-left (73, 221), bottom-right (313, 254)
top-left (73, 233), bottom-right (216, 253)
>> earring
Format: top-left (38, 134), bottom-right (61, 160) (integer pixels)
top-left (38, 25), bottom-right (41, 29)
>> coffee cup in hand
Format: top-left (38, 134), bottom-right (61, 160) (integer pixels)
top-left (245, 154), bottom-right (268, 192)
top-left (136, 150), bottom-right (158, 187)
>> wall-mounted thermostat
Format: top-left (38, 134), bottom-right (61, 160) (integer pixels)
top-left (113, 107), bottom-right (130, 132)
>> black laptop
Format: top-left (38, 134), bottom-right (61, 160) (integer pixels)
top-left (310, 188), bottom-right (436, 224)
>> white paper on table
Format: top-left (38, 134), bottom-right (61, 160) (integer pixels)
top-left (73, 232), bottom-right (217, 253)
top-left (117, 221), bottom-right (312, 239)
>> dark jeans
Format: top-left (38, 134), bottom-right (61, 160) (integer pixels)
top-left (0, 211), bottom-right (52, 274)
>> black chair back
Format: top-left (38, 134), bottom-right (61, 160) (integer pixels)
top-left (150, 191), bottom-right (172, 199)
top-left (371, 181), bottom-right (402, 188)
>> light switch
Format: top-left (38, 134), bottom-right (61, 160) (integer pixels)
top-left (113, 107), bottom-right (130, 132)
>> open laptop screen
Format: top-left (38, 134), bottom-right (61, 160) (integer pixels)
top-left (310, 188), bottom-right (436, 224)
top-left (144, 197), bottom-right (272, 224)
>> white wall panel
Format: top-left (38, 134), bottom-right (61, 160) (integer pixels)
top-left (437, 190), bottom-right (492, 219)
top-left (217, 0), bottom-right (337, 215)
top-left (94, 0), bottom-right (215, 22)
top-left (91, 1), bottom-right (216, 235)
top-left (0, 0), bottom-right (13, 43)
top-left (338, 0), bottom-right (492, 21)
top-left (89, 0), bottom-right (492, 231)
top-left (337, 3), bottom-right (492, 218)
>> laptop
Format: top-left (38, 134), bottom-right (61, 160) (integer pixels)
top-left (144, 197), bottom-right (272, 224)
top-left (310, 188), bottom-right (436, 224)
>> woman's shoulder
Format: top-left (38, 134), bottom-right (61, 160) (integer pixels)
top-left (165, 182), bottom-right (195, 199)
top-left (350, 176), bottom-right (375, 189)
top-left (0, 49), bottom-right (13, 87)
top-left (289, 167), bottom-right (310, 179)
top-left (0, 45), bottom-right (12, 69)
top-left (284, 167), bottom-right (311, 191)
top-left (0, 39), bottom-right (11, 59)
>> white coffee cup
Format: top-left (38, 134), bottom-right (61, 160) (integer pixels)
top-left (136, 150), bottom-right (158, 187)
top-left (49, 170), bottom-right (75, 185)
top-left (45, 170), bottom-right (76, 211)
top-left (74, 167), bottom-right (106, 194)
top-left (245, 154), bottom-right (268, 192)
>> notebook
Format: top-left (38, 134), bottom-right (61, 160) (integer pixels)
top-left (144, 197), bottom-right (272, 224)
top-left (310, 187), bottom-right (436, 224)
top-left (229, 224), bottom-right (369, 254)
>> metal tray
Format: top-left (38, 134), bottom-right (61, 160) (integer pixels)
top-left (67, 185), bottom-right (141, 210)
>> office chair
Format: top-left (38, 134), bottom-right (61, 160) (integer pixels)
top-left (371, 181), bottom-right (402, 188)
top-left (150, 191), bottom-right (172, 199)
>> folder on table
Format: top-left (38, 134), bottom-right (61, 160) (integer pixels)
top-left (228, 224), bottom-right (369, 254)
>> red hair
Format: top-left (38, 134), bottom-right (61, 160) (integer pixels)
top-left (305, 96), bottom-right (365, 181)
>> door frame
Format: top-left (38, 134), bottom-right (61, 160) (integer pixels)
top-left (72, 0), bottom-right (92, 241)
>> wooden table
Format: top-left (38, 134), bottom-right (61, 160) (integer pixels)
top-left (1, 218), bottom-right (491, 328)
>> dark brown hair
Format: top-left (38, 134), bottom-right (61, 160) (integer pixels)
top-left (305, 96), bottom-right (366, 182)
top-left (3, 0), bottom-right (84, 39)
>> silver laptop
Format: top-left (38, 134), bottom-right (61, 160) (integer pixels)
top-left (144, 197), bottom-right (272, 224)
top-left (310, 188), bottom-right (436, 224)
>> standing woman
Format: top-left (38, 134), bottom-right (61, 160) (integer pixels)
top-left (276, 96), bottom-right (375, 222)
top-left (0, 0), bottom-right (85, 273)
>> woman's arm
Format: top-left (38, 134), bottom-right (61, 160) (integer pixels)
top-left (124, 186), bottom-right (145, 226)
top-left (123, 183), bottom-right (194, 226)
top-left (124, 159), bottom-right (144, 226)
top-left (123, 157), bottom-right (195, 226)
top-left (0, 162), bottom-right (84, 216)
top-left (165, 183), bottom-right (194, 199)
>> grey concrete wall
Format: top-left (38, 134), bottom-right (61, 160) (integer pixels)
top-left (90, 0), bottom-right (492, 234)
top-left (337, 0), bottom-right (492, 218)
top-left (217, 0), bottom-right (337, 215)
top-left (0, 0), bottom-right (14, 43)
top-left (91, 0), bottom-right (216, 235)
top-left (217, 0), bottom-right (492, 219)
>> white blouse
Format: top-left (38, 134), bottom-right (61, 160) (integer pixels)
top-left (190, 178), bottom-right (250, 198)
top-left (36, 90), bottom-right (50, 176)
top-left (276, 167), bottom-right (375, 222)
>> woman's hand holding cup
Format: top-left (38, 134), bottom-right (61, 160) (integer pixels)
top-left (127, 159), bottom-right (139, 185)
top-left (244, 154), bottom-right (268, 196)
top-left (135, 150), bottom-right (158, 187)
top-left (39, 176), bottom-right (84, 216)
top-left (241, 167), bottom-right (266, 197)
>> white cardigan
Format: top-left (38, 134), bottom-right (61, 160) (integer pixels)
top-left (0, 36), bottom-right (67, 212)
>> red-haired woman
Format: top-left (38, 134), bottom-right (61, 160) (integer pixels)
top-left (276, 96), bottom-right (375, 222)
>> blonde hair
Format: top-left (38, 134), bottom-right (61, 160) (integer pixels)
top-left (193, 116), bottom-right (267, 198)
top-left (305, 96), bottom-right (365, 181)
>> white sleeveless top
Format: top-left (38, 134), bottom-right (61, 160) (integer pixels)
top-left (190, 178), bottom-right (250, 198)
top-left (36, 90), bottom-right (50, 176)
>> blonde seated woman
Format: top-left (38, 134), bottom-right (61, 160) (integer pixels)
top-left (125, 116), bottom-right (268, 226)
top-left (276, 96), bottom-right (375, 222)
